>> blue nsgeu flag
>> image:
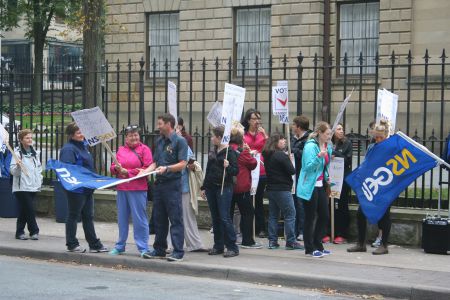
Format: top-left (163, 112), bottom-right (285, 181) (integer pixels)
top-left (345, 133), bottom-right (437, 224)
top-left (47, 159), bottom-right (121, 191)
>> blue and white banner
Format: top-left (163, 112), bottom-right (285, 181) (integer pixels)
top-left (345, 132), bottom-right (438, 224)
top-left (47, 159), bottom-right (155, 191)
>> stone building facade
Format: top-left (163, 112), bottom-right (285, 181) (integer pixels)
top-left (105, 0), bottom-right (450, 137)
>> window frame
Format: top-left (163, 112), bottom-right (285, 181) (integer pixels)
top-left (336, 0), bottom-right (380, 76)
top-left (233, 6), bottom-right (271, 78)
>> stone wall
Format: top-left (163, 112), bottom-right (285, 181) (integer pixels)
top-left (37, 186), bottom-right (432, 247)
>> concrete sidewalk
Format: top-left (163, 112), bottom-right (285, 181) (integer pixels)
top-left (0, 217), bottom-right (449, 300)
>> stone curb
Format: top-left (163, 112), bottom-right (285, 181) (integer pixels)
top-left (1, 245), bottom-right (449, 300)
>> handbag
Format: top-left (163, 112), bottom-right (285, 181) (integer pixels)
top-left (129, 148), bottom-right (153, 201)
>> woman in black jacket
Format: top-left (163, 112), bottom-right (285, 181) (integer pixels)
top-left (263, 132), bottom-right (303, 250)
top-left (330, 123), bottom-right (352, 244)
top-left (201, 126), bottom-right (239, 258)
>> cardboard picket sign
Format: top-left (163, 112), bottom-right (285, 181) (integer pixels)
top-left (250, 153), bottom-right (261, 196)
top-left (331, 88), bottom-right (354, 133)
top-left (376, 89), bottom-right (398, 134)
top-left (71, 107), bottom-right (117, 146)
top-left (168, 81), bottom-right (178, 125)
top-left (272, 81), bottom-right (289, 124)
top-left (207, 101), bottom-right (223, 127)
top-left (71, 106), bottom-right (118, 164)
top-left (329, 157), bottom-right (345, 199)
top-left (220, 83), bottom-right (246, 145)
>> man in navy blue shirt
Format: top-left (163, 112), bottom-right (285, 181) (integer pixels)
top-left (141, 114), bottom-right (188, 262)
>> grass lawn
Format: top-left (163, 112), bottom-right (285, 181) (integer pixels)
top-left (16, 115), bottom-right (73, 129)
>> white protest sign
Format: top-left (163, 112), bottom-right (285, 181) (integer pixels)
top-left (250, 153), bottom-right (261, 196)
top-left (207, 101), bottom-right (223, 127)
top-left (0, 123), bottom-right (8, 150)
top-left (376, 89), bottom-right (398, 134)
top-left (329, 157), bottom-right (345, 199)
top-left (272, 80), bottom-right (289, 124)
top-left (71, 107), bottom-right (117, 147)
top-left (331, 88), bottom-right (354, 133)
top-left (168, 81), bottom-right (177, 125)
top-left (221, 83), bottom-right (246, 145)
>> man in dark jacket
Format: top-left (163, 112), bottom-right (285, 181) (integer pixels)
top-left (291, 115), bottom-right (312, 241)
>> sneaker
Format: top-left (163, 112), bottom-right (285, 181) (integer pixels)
top-left (285, 242), bottom-right (305, 250)
top-left (322, 249), bottom-right (332, 256)
top-left (208, 248), bottom-right (224, 255)
top-left (89, 246), bottom-right (108, 253)
top-left (347, 244), bottom-right (367, 252)
top-left (167, 254), bottom-right (184, 262)
top-left (306, 250), bottom-right (324, 258)
top-left (67, 245), bottom-right (86, 253)
top-left (268, 241), bottom-right (280, 249)
top-left (296, 234), bottom-right (304, 241)
top-left (333, 236), bottom-right (346, 244)
top-left (142, 250), bottom-right (166, 259)
top-left (372, 245), bottom-right (388, 255)
top-left (371, 237), bottom-right (382, 248)
top-left (322, 236), bottom-right (330, 243)
top-left (240, 242), bottom-right (263, 249)
top-left (223, 250), bottom-right (239, 258)
top-left (30, 234), bottom-right (39, 240)
top-left (16, 234), bottom-right (28, 240)
top-left (109, 248), bottom-right (125, 256)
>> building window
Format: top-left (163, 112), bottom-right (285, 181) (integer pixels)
top-left (148, 12), bottom-right (179, 78)
top-left (339, 1), bottom-right (379, 74)
top-left (235, 7), bottom-right (271, 76)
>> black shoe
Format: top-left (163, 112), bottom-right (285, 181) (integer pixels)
top-left (208, 248), bottom-right (224, 255)
top-left (223, 250), bottom-right (239, 258)
top-left (268, 241), bottom-right (280, 249)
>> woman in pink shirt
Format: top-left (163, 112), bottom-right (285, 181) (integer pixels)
top-left (109, 125), bottom-right (153, 257)
top-left (242, 109), bottom-right (268, 238)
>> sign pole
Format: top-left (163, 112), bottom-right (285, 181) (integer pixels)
top-left (6, 143), bottom-right (29, 176)
top-left (102, 141), bottom-right (119, 165)
top-left (331, 196), bottom-right (335, 242)
top-left (220, 146), bottom-right (229, 195)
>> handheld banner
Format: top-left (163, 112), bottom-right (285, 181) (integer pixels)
top-left (376, 89), bottom-right (398, 134)
top-left (71, 107), bottom-right (116, 147)
top-left (345, 132), bottom-right (437, 224)
top-left (329, 157), bottom-right (345, 199)
top-left (250, 153), bottom-right (261, 196)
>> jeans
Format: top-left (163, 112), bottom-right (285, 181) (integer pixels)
top-left (267, 190), bottom-right (296, 245)
top-left (115, 191), bottom-right (149, 252)
top-left (254, 177), bottom-right (267, 234)
top-left (302, 186), bottom-right (329, 254)
top-left (293, 195), bottom-right (305, 237)
top-left (15, 192), bottom-right (39, 237)
top-left (230, 192), bottom-right (255, 246)
top-left (206, 185), bottom-right (238, 252)
top-left (357, 205), bottom-right (391, 247)
top-left (65, 191), bottom-right (103, 250)
top-left (152, 178), bottom-right (184, 258)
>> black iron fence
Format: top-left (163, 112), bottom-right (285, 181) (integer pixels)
top-left (0, 49), bottom-right (449, 210)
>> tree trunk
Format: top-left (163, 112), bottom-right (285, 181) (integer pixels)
top-left (32, 25), bottom-right (45, 107)
top-left (83, 0), bottom-right (103, 109)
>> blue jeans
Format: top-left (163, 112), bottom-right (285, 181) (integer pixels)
top-left (152, 178), bottom-right (184, 258)
top-left (115, 191), bottom-right (149, 252)
top-left (206, 185), bottom-right (238, 252)
top-left (65, 191), bottom-right (102, 250)
top-left (267, 190), bottom-right (296, 245)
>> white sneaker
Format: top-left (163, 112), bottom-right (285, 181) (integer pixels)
top-left (371, 237), bottom-right (382, 248)
top-left (297, 234), bottom-right (304, 241)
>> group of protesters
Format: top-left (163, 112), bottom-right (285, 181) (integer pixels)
top-left (3, 108), bottom-right (397, 262)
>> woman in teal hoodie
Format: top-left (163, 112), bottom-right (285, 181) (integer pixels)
top-left (297, 121), bottom-right (333, 258)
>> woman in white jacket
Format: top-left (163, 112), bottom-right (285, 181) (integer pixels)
top-left (10, 129), bottom-right (43, 240)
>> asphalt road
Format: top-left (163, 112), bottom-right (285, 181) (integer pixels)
top-left (0, 255), bottom-right (366, 300)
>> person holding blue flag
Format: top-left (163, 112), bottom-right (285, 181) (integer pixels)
top-left (347, 120), bottom-right (393, 255)
top-left (60, 122), bottom-right (108, 253)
